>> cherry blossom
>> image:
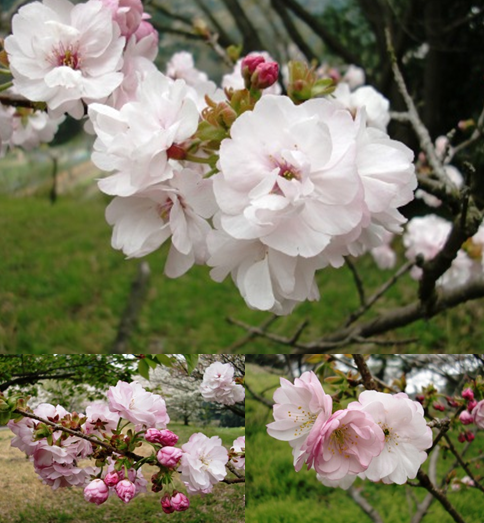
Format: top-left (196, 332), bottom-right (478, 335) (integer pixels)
top-left (88, 71), bottom-right (199, 196)
top-left (5, 0), bottom-right (125, 119)
top-left (104, 168), bottom-right (216, 278)
top-left (107, 380), bottom-right (170, 428)
top-left (84, 401), bottom-right (120, 434)
top-left (267, 371), bottom-right (333, 468)
top-left (349, 391), bottom-right (433, 484)
top-left (84, 478), bottom-right (110, 505)
top-left (200, 362), bottom-right (245, 406)
top-left (179, 433), bottom-right (228, 494)
top-left (231, 436), bottom-right (245, 470)
top-left (472, 400), bottom-right (484, 429)
top-left (302, 408), bottom-right (385, 480)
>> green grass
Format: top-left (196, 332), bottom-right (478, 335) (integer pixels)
top-left (246, 363), bottom-right (484, 523)
top-left (0, 423), bottom-right (245, 523)
top-left (0, 193), bottom-right (483, 354)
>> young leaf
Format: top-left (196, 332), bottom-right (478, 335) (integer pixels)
top-left (138, 359), bottom-right (150, 381)
top-left (184, 355), bottom-right (199, 375)
top-left (155, 354), bottom-right (174, 367)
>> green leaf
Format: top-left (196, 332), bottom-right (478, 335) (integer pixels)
top-left (0, 410), bottom-right (11, 425)
top-left (155, 354), bottom-right (174, 367)
top-left (144, 356), bottom-right (158, 369)
top-left (138, 359), bottom-right (150, 381)
top-left (184, 355), bottom-right (199, 375)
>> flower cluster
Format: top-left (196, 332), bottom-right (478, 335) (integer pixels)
top-left (200, 362), bottom-right (245, 406)
top-left (3, 0), bottom-right (418, 315)
top-left (8, 379), bottom-right (240, 513)
top-left (267, 371), bottom-right (433, 489)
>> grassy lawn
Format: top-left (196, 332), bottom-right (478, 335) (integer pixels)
top-left (246, 363), bottom-right (484, 523)
top-left (0, 193), bottom-right (483, 354)
top-left (0, 422), bottom-right (245, 523)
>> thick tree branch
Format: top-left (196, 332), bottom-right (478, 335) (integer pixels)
top-left (353, 355), bottom-right (378, 391)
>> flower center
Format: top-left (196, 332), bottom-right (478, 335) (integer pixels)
top-left (290, 406), bottom-right (318, 437)
top-left (379, 423), bottom-right (399, 450)
top-left (50, 43), bottom-right (81, 70)
top-left (328, 424), bottom-right (358, 457)
top-left (156, 200), bottom-right (174, 221)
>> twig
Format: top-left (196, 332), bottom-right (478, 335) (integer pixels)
top-left (443, 433), bottom-right (484, 494)
top-left (349, 486), bottom-right (385, 523)
top-left (410, 447), bottom-right (440, 523)
top-left (353, 355), bottom-right (378, 391)
top-left (417, 469), bottom-right (467, 523)
top-left (450, 103), bottom-right (484, 160)
top-left (245, 382), bottom-right (273, 409)
top-left (344, 260), bottom-right (414, 327)
top-left (346, 257), bottom-right (366, 307)
top-left (225, 315), bottom-right (279, 353)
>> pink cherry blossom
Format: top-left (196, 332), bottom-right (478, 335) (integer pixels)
top-left (104, 471), bottom-right (120, 487)
top-left (462, 388), bottom-right (474, 401)
top-left (251, 62), bottom-right (279, 90)
top-left (104, 168), bottom-right (216, 278)
top-left (471, 400), bottom-right (484, 429)
top-left (107, 380), bottom-right (170, 428)
top-left (100, 0), bottom-right (143, 39)
top-left (145, 428), bottom-right (179, 446)
top-left (88, 71), bottom-right (199, 197)
top-left (267, 371), bottom-right (333, 468)
top-left (84, 478), bottom-right (110, 505)
top-left (157, 446), bottom-right (183, 468)
top-left (349, 391), bottom-right (433, 484)
top-left (459, 410), bottom-right (474, 425)
top-left (84, 402), bottom-right (120, 434)
top-left (166, 51), bottom-right (209, 86)
top-left (5, 0), bottom-right (125, 119)
top-left (179, 433), bottom-right (228, 493)
top-left (115, 479), bottom-right (136, 503)
top-left (231, 436), bottom-right (245, 470)
top-left (303, 408), bottom-right (385, 480)
top-left (161, 494), bottom-right (175, 514)
top-left (171, 491), bottom-right (190, 511)
top-left (200, 362), bottom-right (245, 406)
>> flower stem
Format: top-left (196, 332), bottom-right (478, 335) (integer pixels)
top-left (184, 153), bottom-right (213, 165)
top-left (0, 81), bottom-right (13, 93)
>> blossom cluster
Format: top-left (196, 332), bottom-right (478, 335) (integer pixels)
top-left (200, 362), bottom-right (245, 406)
top-left (267, 371), bottom-right (433, 489)
top-left (7, 379), bottom-right (241, 512)
top-left (2, 0), bottom-right (417, 315)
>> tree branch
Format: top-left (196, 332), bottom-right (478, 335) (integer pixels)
top-left (353, 355), bottom-right (378, 390)
top-left (245, 382), bottom-right (273, 409)
top-left (349, 485), bottom-right (385, 523)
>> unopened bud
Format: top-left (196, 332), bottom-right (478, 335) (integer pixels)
top-left (241, 54), bottom-right (266, 88)
top-left (461, 388), bottom-right (474, 401)
top-left (251, 62), bottom-right (279, 90)
top-left (166, 144), bottom-right (187, 161)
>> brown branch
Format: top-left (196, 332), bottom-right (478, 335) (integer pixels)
top-left (346, 257), bottom-right (366, 308)
top-left (221, 477), bottom-right (245, 484)
top-left (0, 95), bottom-right (46, 111)
top-left (344, 260), bottom-right (414, 327)
top-left (353, 355), bottom-right (378, 391)
top-left (417, 469), bottom-right (467, 523)
top-left (450, 103), bottom-right (484, 161)
top-left (13, 408), bottom-right (144, 461)
top-left (245, 382), bottom-right (273, 409)
top-left (349, 485), bottom-right (385, 523)
top-left (225, 315), bottom-right (279, 353)
top-left (220, 0), bottom-right (264, 53)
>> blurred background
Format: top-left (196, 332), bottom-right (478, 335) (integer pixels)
top-left (1, 0), bottom-right (484, 354)
top-left (246, 354), bottom-right (484, 523)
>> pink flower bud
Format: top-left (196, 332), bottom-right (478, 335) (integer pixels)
top-left (459, 410), bottom-right (474, 425)
top-left (84, 479), bottom-right (109, 505)
top-left (161, 494), bottom-right (175, 514)
top-left (171, 491), bottom-right (190, 512)
top-left (104, 471), bottom-right (119, 487)
top-left (433, 402), bottom-right (445, 412)
top-left (158, 429), bottom-right (179, 446)
top-left (157, 446), bottom-right (183, 468)
top-left (465, 431), bottom-right (475, 442)
top-left (145, 428), bottom-right (162, 443)
top-left (462, 388), bottom-right (474, 401)
top-left (251, 62), bottom-right (279, 90)
top-left (458, 432), bottom-right (466, 443)
top-left (115, 479), bottom-right (136, 503)
top-left (241, 54), bottom-right (266, 86)
top-left (467, 399), bottom-right (478, 412)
